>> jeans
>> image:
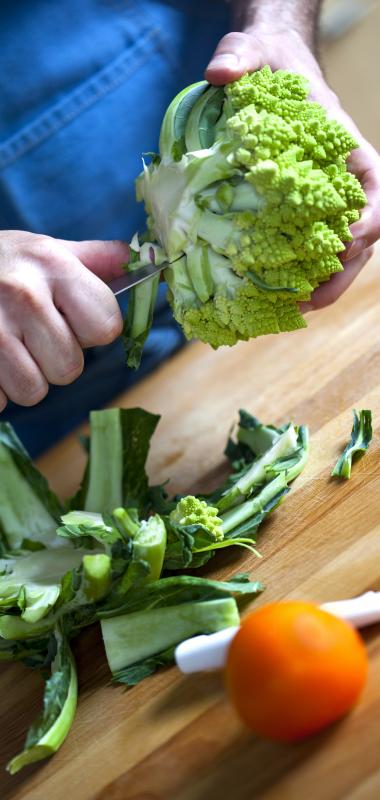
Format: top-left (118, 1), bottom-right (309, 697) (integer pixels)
top-left (0, 0), bottom-right (231, 456)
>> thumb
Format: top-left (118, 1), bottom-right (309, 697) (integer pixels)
top-left (58, 239), bottom-right (130, 281)
top-left (205, 32), bottom-right (261, 86)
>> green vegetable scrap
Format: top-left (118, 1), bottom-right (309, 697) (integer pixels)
top-left (124, 65), bottom-right (366, 367)
top-left (0, 546), bottom-right (96, 624)
top-left (163, 412), bottom-right (309, 570)
top-left (170, 495), bottom-right (224, 540)
top-left (7, 626), bottom-right (77, 775)
top-left (0, 422), bottom-right (63, 551)
top-left (0, 407), bottom-right (308, 773)
top-left (73, 407), bottom-right (160, 516)
top-left (99, 574), bottom-right (263, 684)
top-left (331, 409), bottom-right (373, 479)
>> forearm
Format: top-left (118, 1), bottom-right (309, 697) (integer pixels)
top-left (232, 0), bottom-right (322, 52)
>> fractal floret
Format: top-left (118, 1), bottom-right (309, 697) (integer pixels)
top-left (124, 66), bottom-right (366, 366)
top-left (170, 495), bottom-right (224, 541)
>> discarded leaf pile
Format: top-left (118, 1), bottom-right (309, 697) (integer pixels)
top-left (0, 408), bottom-right (308, 773)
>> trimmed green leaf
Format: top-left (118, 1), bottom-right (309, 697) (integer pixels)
top-left (7, 627), bottom-right (77, 775)
top-left (332, 409), bottom-right (373, 479)
top-left (120, 409), bottom-right (161, 512)
top-left (112, 644), bottom-right (176, 686)
top-left (0, 547), bottom-right (93, 623)
top-left (0, 423), bottom-right (63, 551)
top-left (98, 573), bottom-right (264, 619)
top-left (75, 408), bottom-right (160, 517)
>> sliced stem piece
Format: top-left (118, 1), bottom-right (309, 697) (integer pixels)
top-left (101, 597), bottom-right (239, 673)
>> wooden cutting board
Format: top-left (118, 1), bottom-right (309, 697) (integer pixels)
top-left (1, 251), bottom-right (380, 800)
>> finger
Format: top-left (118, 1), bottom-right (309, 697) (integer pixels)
top-left (22, 298), bottom-right (84, 386)
top-left (58, 239), bottom-right (130, 281)
top-left (301, 99), bottom-right (380, 259)
top-left (52, 258), bottom-right (123, 347)
top-left (205, 32), bottom-right (261, 85)
top-left (343, 156), bottom-right (380, 258)
top-left (0, 335), bottom-right (48, 406)
top-left (0, 388), bottom-right (7, 412)
top-left (300, 247), bottom-right (374, 312)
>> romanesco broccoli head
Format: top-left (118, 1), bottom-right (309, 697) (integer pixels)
top-left (127, 66), bottom-right (366, 364)
top-left (170, 496), bottom-right (223, 541)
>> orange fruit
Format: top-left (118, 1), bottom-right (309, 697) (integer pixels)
top-left (225, 600), bottom-right (368, 742)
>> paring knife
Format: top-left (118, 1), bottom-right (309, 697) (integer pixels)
top-left (175, 590), bottom-right (380, 674)
top-left (109, 262), bottom-right (165, 297)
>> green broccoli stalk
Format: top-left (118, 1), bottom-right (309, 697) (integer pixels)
top-left (83, 410), bottom-right (124, 513)
top-left (124, 66), bottom-right (366, 366)
top-left (73, 408), bottom-right (160, 517)
top-left (331, 409), bottom-right (372, 479)
top-left (60, 508), bottom-right (166, 594)
top-left (219, 472), bottom-right (288, 535)
top-left (7, 627), bottom-right (77, 775)
top-left (99, 574), bottom-right (263, 683)
top-left (122, 236), bottom-right (163, 369)
top-left (119, 514), bottom-right (167, 593)
top-left (102, 598), bottom-right (238, 674)
top-left (217, 424), bottom-right (299, 512)
top-left (161, 418), bottom-right (308, 570)
top-left (83, 554), bottom-right (112, 602)
top-left (219, 422), bottom-right (308, 534)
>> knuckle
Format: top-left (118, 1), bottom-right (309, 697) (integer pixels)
top-left (96, 310), bottom-right (123, 345)
top-left (30, 235), bottom-right (58, 264)
top-left (52, 353), bottom-right (84, 385)
top-left (0, 329), bottom-right (11, 351)
top-left (27, 235), bottom-right (70, 277)
top-left (20, 379), bottom-right (48, 407)
top-left (12, 281), bottom-right (45, 314)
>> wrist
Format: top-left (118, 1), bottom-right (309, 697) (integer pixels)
top-left (232, 1), bottom-right (321, 54)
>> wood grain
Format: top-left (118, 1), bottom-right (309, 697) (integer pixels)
top-left (1, 250), bottom-right (380, 800)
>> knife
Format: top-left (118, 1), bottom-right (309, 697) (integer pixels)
top-left (109, 262), bottom-right (165, 297)
top-left (175, 590), bottom-right (380, 674)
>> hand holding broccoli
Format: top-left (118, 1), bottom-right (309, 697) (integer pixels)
top-left (206, 26), bottom-right (379, 311)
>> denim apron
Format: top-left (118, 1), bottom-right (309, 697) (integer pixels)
top-left (0, 0), bottom-right (231, 455)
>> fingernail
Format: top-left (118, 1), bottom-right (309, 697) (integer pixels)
top-left (344, 238), bottom-right (366, 260)
top-left (208, 54), bottom-right (239, 71)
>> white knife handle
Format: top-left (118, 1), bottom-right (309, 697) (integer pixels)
top-left (175, 627), bottom-right (239, 674)
top-left (321, 591), bottom-right (380, 628)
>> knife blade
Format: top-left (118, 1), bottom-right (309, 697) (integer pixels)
top-left (109, 262), bottom-right (165, 297)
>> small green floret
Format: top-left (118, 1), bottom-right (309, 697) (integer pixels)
top-left (170, 496), bottom-right (223, 541)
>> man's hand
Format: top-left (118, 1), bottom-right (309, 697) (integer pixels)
top-left (0, 231), bottom-right (129, 411)
top-left (205, 27), bottom-right (380, 310)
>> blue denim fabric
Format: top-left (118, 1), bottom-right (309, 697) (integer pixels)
top-left (0, 0), bottom-right (231, 456)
